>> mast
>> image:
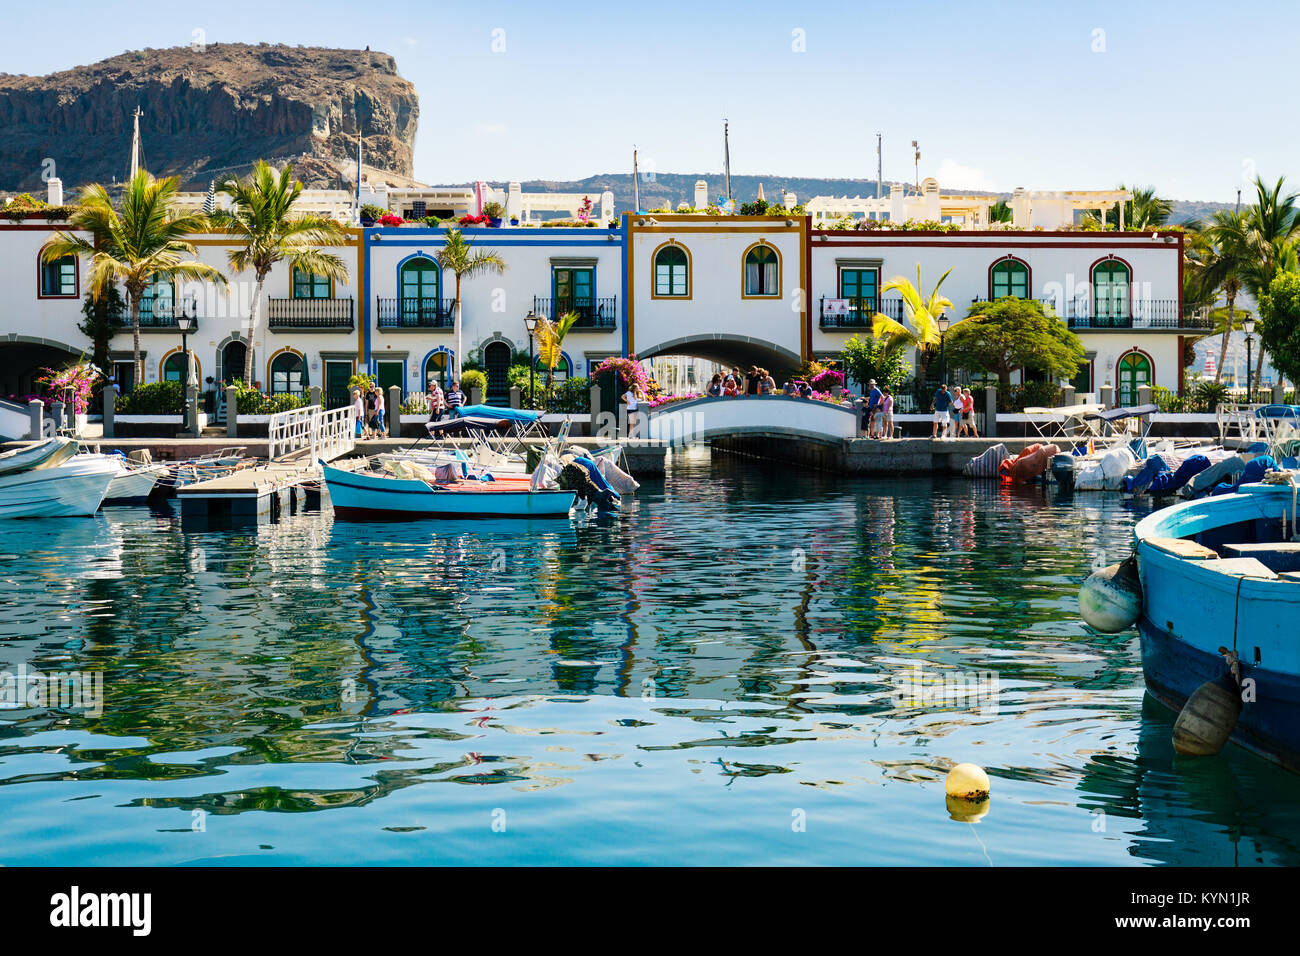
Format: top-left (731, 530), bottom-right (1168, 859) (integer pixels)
top-left (723, 120), bottom-right (732, 202)
top-left (876, 132), bottom-right (882, 200)
top-left (355, 124), bottom-right (363, 221)
top-left (633, 147), bottom-right (640, 213)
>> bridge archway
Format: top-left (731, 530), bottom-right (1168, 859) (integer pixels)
top-left (0, 335), bottom-right (86, 398)
top-left (636, 334), bottom-right (802, 377)
top-left (647, 394), bottom-right (859, 445)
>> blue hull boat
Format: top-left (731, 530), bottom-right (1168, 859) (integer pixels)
top-left (1132, 477), bottom-right (1300, 771)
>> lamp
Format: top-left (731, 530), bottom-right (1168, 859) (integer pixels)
top-left (1243, 316), bottom-right (1256, 403)
top-left (524, 310), bottom-right (539, 409)
top-left (936, 314), bottom-right (950, 385)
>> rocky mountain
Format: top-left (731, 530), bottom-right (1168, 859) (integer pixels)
top-left (0, 43), bottom-right (418, 191)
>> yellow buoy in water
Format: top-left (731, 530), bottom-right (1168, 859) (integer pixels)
top-left (1173, 654), bottom-right (1242, 757)
top-left (946, 794), bottom-right (991, 823)
top-left (945, 763), bottom-right (990, 799)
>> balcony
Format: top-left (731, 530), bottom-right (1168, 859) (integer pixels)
top-left (818, 295), bottom-right (903, 329)
top-left (376, 297), bottom-right (454, 330)
top-left (970, 297), bottom-right (1212, 331)
top-left (113, 297), bottom-right (181, 330)
top-left (267, 297), bottom-right (355, 330)
top-left (532, 296), bottom-right (618, 330)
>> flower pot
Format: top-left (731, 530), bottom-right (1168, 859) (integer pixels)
top-left (831, 385), bottom-right (843, 398)
top-left (360, 217), bottom-right (376, 227)
top-left (608, 222), bottom-right (618, 229)
top-left (510, 219), bottom-right (519, 226)
top-left (489, 217), bottom-right (503, 228)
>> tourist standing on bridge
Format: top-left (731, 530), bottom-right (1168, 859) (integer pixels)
top-left (745, 367), bottom-right (762, 395)
top-left (782, 378), bottom-right (798, 397)
top-left (723, 377), bottom-right (739, 398)
top-left (707, 373), bottom-right (723, 397)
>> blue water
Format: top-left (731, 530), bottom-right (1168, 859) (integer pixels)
top-left (2, 446), bottom-right (1299, 866)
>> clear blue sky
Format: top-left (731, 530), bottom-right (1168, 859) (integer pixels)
top-left (9, 0), bottom-right (1294, 201)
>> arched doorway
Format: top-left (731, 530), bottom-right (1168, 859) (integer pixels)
top-left (423, 349), bottom-right (453, 392)
top-left (222, 342), bottom-right (248, 384)
top-left (0, 340), bottom-right (83, 398)
top-left (1117, 351), bottom-right (1152, 406)
top-left (483, 341), bottom-right (511, 406)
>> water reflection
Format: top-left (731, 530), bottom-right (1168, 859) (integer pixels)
top-left (0, 447), bottom-right (1298, 865)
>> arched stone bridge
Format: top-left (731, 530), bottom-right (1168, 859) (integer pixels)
top-left (646, 395), bottom-right (860, 445)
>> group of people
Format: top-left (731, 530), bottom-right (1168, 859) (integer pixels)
top-left (861, 379), bottom-right (895, 439)
top-left (930, 383), bottom-right (979, 439)
top-left (705, 366), bottom-right (801, 398)
top-left (425, 378), bottom-right (465, 423)
top-left (351, 384), bottom-right (387, 439)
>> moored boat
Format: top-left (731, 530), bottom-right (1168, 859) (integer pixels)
top-left (0, 454), bottom-right (119, 518)
top-left (321, 460), bottom-right (576, 520)
top-left (0, 436), bottom-right (79, 477)
top-left (1086, 472), bottom-right (1300, 770)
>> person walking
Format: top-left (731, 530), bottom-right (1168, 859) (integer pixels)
top-left (880, 385), bottom-right (894, 440)
top-left (445, 380), bottom-right (465, 416)
top-left (370, 386), bottom-right (387, 438)
top-left (947, 384), bottom-right (963, 439)
top-left (964, 387), bottom-right (980, 438)
top-left (427, 378), bottom-right (446, 422)
top-left (864, 378), bottom-right (882, 437)
top-left (931, 382), bottom-right (953, 439)
top-left (351, 387), bottom-right (366, 438)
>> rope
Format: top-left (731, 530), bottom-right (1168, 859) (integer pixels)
top-left (1262, 468), bottom-right (1299, 539)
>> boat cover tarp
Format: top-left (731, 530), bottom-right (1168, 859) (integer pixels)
top-left (594, 456), bottom-right (639, 494)
top-left (1076, 446), bottom-right (1136, 491)
top-left (1182, 456), bottom-right (1246, 498)
top-left (1255, 405), bottom-right (1300, 419)
top-left (425, 415), bottom-right (514, 436)
top-left (1211, 455), bottom-right (1278, 495)
top-left (963, 443), bottom-right (1009, 478)
top-left (455, 405), bottom-right (542, 423)
top-left (1085, 404), bottom-right (1159, 422)
top-left (1125, 454), bottom-right (1212, 495)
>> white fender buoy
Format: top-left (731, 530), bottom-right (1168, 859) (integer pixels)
top-left (1173, 650), bottom-right (1243, 756)
top-left (1079, 555), bottom-right (1142, 633)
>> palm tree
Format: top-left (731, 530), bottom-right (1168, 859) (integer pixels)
top-left (536, 310), bottom-right (580, 399)
top-left (41, 170), bottom-right (226, 383)
top-left (435, 229), bottom-right (507, 379)
top-left (871, 266), bottom-right (954, 385)
top-left (988, 200), bottom-right (1012, 224)
top-left (1082, 185), bottom-right (1172, 231)
top-left (1200, 209), bottom-right (1253, 383)
top-left (215, 161), bottom-right (350, 383)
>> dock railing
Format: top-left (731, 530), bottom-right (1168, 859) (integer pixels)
top-left (1216, 403), bottom-right (1267, 445)
top-left (269, 405), bottom-right (356, 464)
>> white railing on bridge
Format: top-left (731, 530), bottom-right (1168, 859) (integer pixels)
top-left (269, 405), bottom-right (356, 464)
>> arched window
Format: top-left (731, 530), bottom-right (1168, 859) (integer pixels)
top-left (40, 254), bottom-right (77, 297)
top-left (535, 353), bottom-right (571, 381)
top-left (399, 257), bottom-right (442, 326)
top-left (423, 350), bottom-right (452, 391)
top-left (162, 351), bottom-right (194, 383)
top-left (292, 266), bottom-right (331, 299)
top-left (653, 244), bottom-right (689, 297)
top-left (141, 279), bottom-right (174, 327)
top-left (1092, 259), bottom-right (1130, 324)
top-left (1117, 351), bottom-right (1152, 407)
top-left (990, 259), bottom-right (1029, 299)
top-left (743, 244), bottom-right (780, 297)
top-left (270, 351), bottom-right (306, 396)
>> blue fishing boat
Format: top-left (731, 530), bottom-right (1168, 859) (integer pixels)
top-left (1085, 474), bottom-right (1300, 770)
top-left (321, 461), bottom-right (576, 520)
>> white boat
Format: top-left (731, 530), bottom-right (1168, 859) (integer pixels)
top-left (76, 453), bottom-right (168, 503)
top-left (0, 437), bottom-right (78, 477)
top-left (322, 461), bottom-right (576, 520)
top-left (0, 456), bottom-right (119, 518)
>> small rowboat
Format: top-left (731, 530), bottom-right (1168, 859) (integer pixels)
top-left (321, 462), bottom-right (576, 520)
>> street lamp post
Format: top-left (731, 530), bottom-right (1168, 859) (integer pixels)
top-left (524, 310), bottom-right (539, 410)
top-left (1243, 316), bottom-right (1256, 404)
top-left (936, 314), bottom-right (950, 385)
top-left (176, 303), bottom-right (198, 435)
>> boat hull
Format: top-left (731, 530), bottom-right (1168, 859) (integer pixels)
top-left (104, 463), bottom-right (167, 503)
top-left (323, 464), bottom-right (575, 520)
top-left (0, 459), bottom-right (117, 518)
top-left (1138, 617), bottom-right (1300, 773)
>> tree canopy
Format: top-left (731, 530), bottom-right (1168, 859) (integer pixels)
top-left (839, 334), bottom-right (908, 391)
top-left (1257, 270), bottom-right (1300, 387)
top-left (946, 297), bottom-right (1086, 384)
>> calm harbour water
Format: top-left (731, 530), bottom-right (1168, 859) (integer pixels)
top-left (2, 446), bottom-right (1299, 867)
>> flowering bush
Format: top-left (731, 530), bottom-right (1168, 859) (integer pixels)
top-left (377, 213), bottom-right (405, 227)
top-left (647, 392), bottom-right (701, 409)
top-left (591, 355), bottom-right (650, 392)
top-left (810, 369), bottom-right (845, 391)
top-left (458, 214), bottom-right (491, 227)
top-left (402, 391), bottom-right (431, 414)
top-left (37, 361), bottom-right (98, 415)
top-left (577, 196), bottom-right (593, 222)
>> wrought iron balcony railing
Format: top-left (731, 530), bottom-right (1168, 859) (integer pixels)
top-left (267, 297), bottom-right (355, 329)
top-left (818, 295), bottom-right (903, 329)
top-left (376, 297), bottom-right (455, 329)
top-left (532, 296), bottom-right (618, 329)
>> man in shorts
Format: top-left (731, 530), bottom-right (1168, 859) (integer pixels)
top-left (931, 383), bottom-right (952, 439)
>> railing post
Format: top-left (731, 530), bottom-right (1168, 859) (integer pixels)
top-left (510, 386), bottom-right (521, 409)
top-left (50, 400), bottom-right (64, 434)
top-left (1137, 385), bottom-right (1152, 408)
top-left (310, 385), bottom-right (322, 407)
top-left (1273, 383), bottom-right (1284, 404)
top-left (185, 385), bottom-right (200, 437)
top-left (1100, 385), bottom-right (1113, 409)
top-left (388, 385), bottom-right (401, 438)
top-left (225, 386), bottom-right (239, 438)
top-left (984, 386), bottom-right (998, 438)
top-left (102, 385), bottom-right (117, 439)
top-left (27, 399), bottom-right (44, 440)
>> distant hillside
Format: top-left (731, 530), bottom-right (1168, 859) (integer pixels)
top-left (485, 172), bottom-right (1232, 223)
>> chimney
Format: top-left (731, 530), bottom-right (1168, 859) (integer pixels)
top-left (46, 178), bottom-right (63, 207)
top-left (694, 180), bottom-right (709, 210)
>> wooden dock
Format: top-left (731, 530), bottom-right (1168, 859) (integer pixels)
top-left (176, 460), bottom-right (324, 519)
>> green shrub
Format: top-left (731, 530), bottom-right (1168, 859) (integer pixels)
top-left (360, 204), bottom-right (387, 222)
top-left (460, 369), bottom-right (487, 395)
top-left (115, 381), bottom-right (185, 414)
top-left (1192, 380), bottom-right (1231, 413)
